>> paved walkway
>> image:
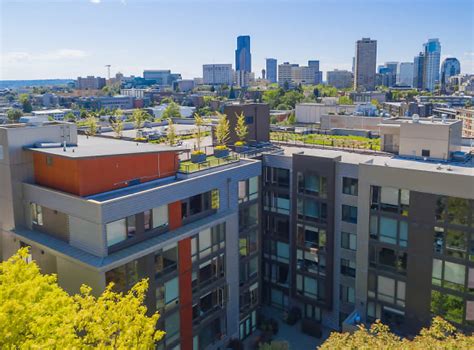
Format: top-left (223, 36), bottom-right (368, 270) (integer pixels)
top-left (242, 307), bottom-right (333, 350)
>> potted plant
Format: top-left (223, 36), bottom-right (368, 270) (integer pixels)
top-left (191, 113), bottom-right (207, 163)
top-left (214, 112), bottom-right (230, 158)
top-left (234, 112), bottom-right (249, 152)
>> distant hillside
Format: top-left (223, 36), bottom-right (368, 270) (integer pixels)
top-left (0, 79), bottom-right (74, 89)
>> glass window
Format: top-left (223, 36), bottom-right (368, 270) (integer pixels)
top-left (163, 243), bottom-right (178, 272)
top-left (379, 217), bottom-right (397, 244)
top-left (153, 205), bottom-right (168, 228)
top-left (249, 176), bottom-right (258, 200)
top-left (341, 231), bottom-right (357, 250)
top-left (276, 241), bottom-right (289, 262)
top-left (341, 258), bottom-right (356, 277)
top-left (381, 187), bottom-right (399, 206)
top-left (446, 197), bottom-right (470, 226)
top-left (342, 177), bottom-right (358, 196)
top-left (144, 210), bottom-right (152, 231)
top-left (444, 261), bottom-right (465, 286)
top-left (199, 228), bottom-right (212, 258)
top-left (31, 203), bottom-right (43, 226)
top-left (165, 277), bottom-right (179, 306)
top-left (431, 290), bottom-right (463, 324)
top-left (377, 275), bottom-right (395, 303)
top-left (164, 311), bottom-right (180, 344)
top-left (106, 219), bottom-right (126, 246)
top-left (342, 205), bottom-right (357, 224)
top-left (126, 215), bottom-right (136, 237)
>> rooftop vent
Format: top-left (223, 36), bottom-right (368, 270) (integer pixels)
top-left (412, 114), bottom-right (420, 123)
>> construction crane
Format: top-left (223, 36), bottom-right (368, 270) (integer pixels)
top-left (105, 65), bottom-right (111, 80)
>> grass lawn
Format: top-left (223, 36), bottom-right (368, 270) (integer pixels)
top-left (179, 155), bottom-right (239, 173)
top-left (270, 131), bottom-right (381, 151)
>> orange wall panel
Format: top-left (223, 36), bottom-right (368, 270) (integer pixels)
top-left (168, 201), bottom-right (182, 230)
top-left (33, 153), bottom-right (81, 195)
top-left (33, 151), bottom-right (179, 196)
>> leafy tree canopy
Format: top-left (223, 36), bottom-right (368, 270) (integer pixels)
top-left (0, 248), bottom-right (164, 349)
top-left (319, 317), bottom-right (474, 350)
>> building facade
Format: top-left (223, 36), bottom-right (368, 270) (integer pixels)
top-left (327, 70), bottom-right (353, 89)
top-left (277, 61), bottom-right (322, 86)
top-left (413, 52), bottom-right (425, 90)
top-left (202, 64), bottom-right (234, 86)
top-left (266, 58), bottom-right (278, 84)
top-left (422, 39), bottom-right (441, 92)
top-left (143, 70), bottom-right (182, 86)
top-left (235, 36), bottom-right (251, 73)
top-left (440, 58), bottom-right (461, 93)
top-left (354, 38), bottom-right (377, 91)
top-left (76, 76), bottom-right (106, 90)
top-left (397, 62), bottom-right (414, 87)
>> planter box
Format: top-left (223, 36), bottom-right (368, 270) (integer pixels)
top-left (235, 145), bottom-right (249, 153)
top-left (214, 148), bottom-right (229, 158)
top-left (191, 153), bottom-right (207, 163)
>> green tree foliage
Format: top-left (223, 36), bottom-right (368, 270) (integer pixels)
top-left (85, 112), bottom-right (98, 136)
top-left (235, 112), bottom-right (249, 143)
top-left (132, 109), bottom-right (151, 129)
top-left (262, 88), bottom-right (303, 110)
top-left (160, 97), bottom-right (174, 105)
top-left (19, 94), bottom-right (33, 113)
top-left (338, 96), bottom-right (353, 105)
top-left (161, 101), bottom-right (182, 120)
top-left (193, 113), bottom-right (205, 152)
top-left (0, 248), bottom-right (164, 348)
top-left (166, 118), bottom-right (178, 146)
top-left (215, 112), bottom-right (230, 147)
top-left (280, 90), bottom-right (304, 109)
top-left (64, 112), bottom-right (76, 122)
top-left (319, 317), bottom-right (474, 350)
top-left (370, 98), bottom-right (381, 109)
top-left (285, 112), bottom-right (296, 125)
top-left (110, 110), bottom-right (124, 138)
top-left (6, 109), bottom-right (23, 122)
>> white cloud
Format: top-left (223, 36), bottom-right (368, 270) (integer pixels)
top-left (3, 49), bottom-right (88, 63)
top-left (90, 0), bottom-right (101, 4)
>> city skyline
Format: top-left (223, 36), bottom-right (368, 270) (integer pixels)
top-left (1, 0), bottom-right (473, 81)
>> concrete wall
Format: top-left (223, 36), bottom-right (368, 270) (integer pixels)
top-left (296, 104), bottom-right (356, 124)
top-left (321, 115), bottom-right (382, 132)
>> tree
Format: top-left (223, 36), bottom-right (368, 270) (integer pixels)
top-left (370, 98), bottom-right (381, 109)
top-left (280, 90), bottom-right (304, 109)
top-left (19, 93), bottom-right (33, 113)
top-left (166, 118), bottom-right (178, 146)
top-left (0, 248), bottom-right (164, 348)
top-left (235, 112), bottom-right (248, 143)
top-left (193, 113), bottom-right (205, 152)
top-left (319, 317), bottom-right (474, 350)
top-left (64, 112), bottom-right (76, 122)
top-left (215, 112), bottom-right (230, 147)
top-left (161, 101), bottom-right (181, 120)
top-left (228, 85), bottom-right (236, 99)
top-left (109, 110), bottom-right (124, 138)
top-left (85, 112), bottom-right (98, 136)
top-left (285, 112), bottom-right (296, 125)
top-left (338, 96), bottom-right (353, 105)
top-left (132, 109), bottom-right (147, 129)
top-left (6, 108), bottom-right (23, 122)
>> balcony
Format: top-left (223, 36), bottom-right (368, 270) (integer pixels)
top-left (178, 154), bottom-right (240, 174)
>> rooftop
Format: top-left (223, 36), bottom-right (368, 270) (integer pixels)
top-left (27, 135), bottom-right (184, 158)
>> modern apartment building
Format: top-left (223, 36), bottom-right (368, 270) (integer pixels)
top-left (327, 70), bottom-right (353, 89)
top-left (440, 58), bottom-right (461, 93)
top-left (413, 52), bottom-right (425, 90)
top-left (0, 122), bottom-right (261, 350)
top-left (458, 108), bottom-right (474, 137)
top-left (354, 38), bottom-right (377, 91)
top-left (266, 58), bottom-right (278, 84)
top-left (202, 64), bottom-right (234, 86)
top-left (1, 112), bottom-right (472, 348)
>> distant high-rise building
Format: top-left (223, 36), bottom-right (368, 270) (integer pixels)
top-left (440, 58), bottom-right (461, 92)
top-left (327, 70), bottom-right (353, 89)
top-left (76, 76), bottom-right (106, 90)
top-left (422, 38), bottom-right (441, 91)
top-left (377, 62), bottom-right (398, 87)
top-left (354, 38), bottom-right (377, 91)
top-left (413, 52), bottom-right (425, 89)
top-left (397, 62), bottom-right (414, 87)
top-left (266, 58), bottom-right (277, 83)
top-left (235, 35), bottom-right (251, 73)
top-left (261, 69), bottom-right (266, 80)
top-left (202, 64), bottom-right (234, 85)
top-left (277, 61), bottom-right (322, 86)
top-left (143, 70), bottom-right (181, 86)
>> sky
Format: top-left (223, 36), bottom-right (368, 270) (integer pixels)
top-left (1, 0), bottom-right (473, 80)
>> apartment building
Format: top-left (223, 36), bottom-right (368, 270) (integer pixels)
top-left (0, 122), bottom-right (261, 350)
top-left (202, 64), bottom-right (234, 86)
top-left (1, 113), bottom-right (472, 347)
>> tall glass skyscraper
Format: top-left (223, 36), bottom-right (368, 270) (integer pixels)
top-left (440, 58), bottom-right (461, 92)
top-left (422, 38), bottom-right (441, 91)
top-left (235, 35), bottom-right (252, 73)
top-left (413, 52), bottom-right (424, 89)
top-left (266, 58), bottom-right (277, 83)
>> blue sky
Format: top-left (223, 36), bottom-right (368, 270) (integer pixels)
top-left (1, 0), bottom-right (473, 80)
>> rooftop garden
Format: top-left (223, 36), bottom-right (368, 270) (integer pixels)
top-left (179, 154), bottom-right (240, 173)
top-left (270, 131), bottom-right (381, 151)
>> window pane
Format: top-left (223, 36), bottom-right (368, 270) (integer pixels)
top-left (165, 277), bottom-right (179, 304)
top-left (153, 205), bottom-right (168, 228)
top-left (444, 261), bottom-right (465, 285)
top-left (379, 217), bottom-right (397, 244)
top-left (378, 275), bottom-right (395, 302)
top-left (381, 187), bottom-right (399, 206)
top-left (106, 219), bottom-right (126, 246)
top-left (249, 177), bottom-right (258, 196)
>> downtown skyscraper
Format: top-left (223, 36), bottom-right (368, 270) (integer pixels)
top-left (354, 38), bottom-right (377, 91)
top-left (266, 58), bottom-right (277, 83)
top-left (235, 35), bottom-right (252, 73)
top-left (422, 38), bottom-right (441, 92)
